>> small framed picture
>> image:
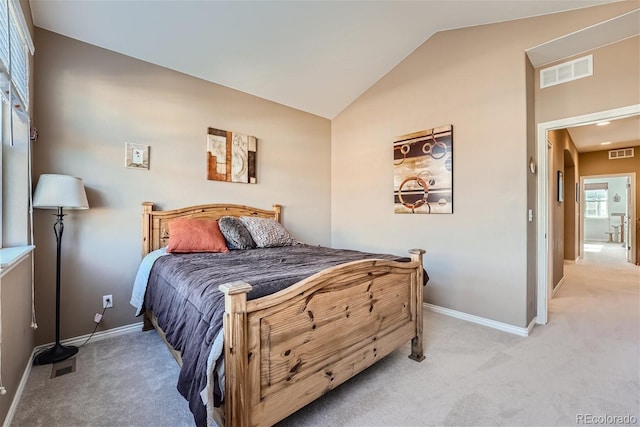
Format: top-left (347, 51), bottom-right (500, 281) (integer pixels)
top-left (557, 171), bottom-right (564, 202)
top-left (125, 142), bottom-right (149, 170)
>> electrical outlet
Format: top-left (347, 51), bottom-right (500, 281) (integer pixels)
top-left (103, 294), bottom-right (113, 309)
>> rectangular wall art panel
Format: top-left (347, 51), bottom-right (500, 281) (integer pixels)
top-left (393, 125), bottom-right (453, 214)
top-left (207, 127), bottom-right (257, 183)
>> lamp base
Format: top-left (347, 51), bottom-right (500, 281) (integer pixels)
top-left (33, 343), bottom-right (78, 365)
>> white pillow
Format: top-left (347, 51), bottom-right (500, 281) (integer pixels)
top-left (238, 216), bottom-right (296, 248)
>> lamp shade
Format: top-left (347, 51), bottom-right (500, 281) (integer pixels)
top-left (33, 174), bottom-right (89, 210)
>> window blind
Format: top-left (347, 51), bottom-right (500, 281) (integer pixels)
top-left (0, 0), bottom-right (31, 120)
top-left (584, 183), bottom-right (608, 191)
top-left (0, 0), bottom-right (9, 69)
top-left (9, 12), bottom-right (27, 108)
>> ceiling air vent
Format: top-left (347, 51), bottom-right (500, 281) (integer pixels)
top-left (540, 55), bottom-right (593, 89)
top-left (609, 148), bottom-right (634, 160)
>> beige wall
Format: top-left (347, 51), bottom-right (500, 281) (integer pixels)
top-left (32, 29), bottom-right (332, 344)
top-left (536, 35), bottom-right (640, 124)
top-left (580, 147), bottom-right (640, 263)
top-left (526, 59), bottom-right (537, 322)
top-left (548, 129), bottom-right (580, 287)
top-left (331, 1), bottom-right (638, 328)
top-left (0, 255), bottom-right (34, 424)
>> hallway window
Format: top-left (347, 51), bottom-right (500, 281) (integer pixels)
top-left (585, 189), bottom-right (608, 218)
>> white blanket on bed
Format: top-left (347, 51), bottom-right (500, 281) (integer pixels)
top-left (129, 247), bottom-right (167, 316)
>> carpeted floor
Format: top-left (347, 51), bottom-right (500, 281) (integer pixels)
top-left (11, 330), bottom-right (193, 427)
top-left (11, 245), bottom-right (639, 427)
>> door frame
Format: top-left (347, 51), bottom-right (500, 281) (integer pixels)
top-left (536, 104), bottom-right (640, 325)
top-left (580, 173), bottom-right (636, 262)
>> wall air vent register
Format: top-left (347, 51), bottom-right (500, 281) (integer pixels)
top-left (540, 55), bottom-right (593, 89)
top-left (608, 148), bottom-right (634, 160)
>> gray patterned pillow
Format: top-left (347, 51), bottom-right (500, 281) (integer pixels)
top-left (238, 216), bottom-right (296, 248)
top-left (218, 216), bottom-right (256, 250)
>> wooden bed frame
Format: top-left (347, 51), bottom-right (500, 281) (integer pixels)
top-left (141, 202), bottom-right (425, 427)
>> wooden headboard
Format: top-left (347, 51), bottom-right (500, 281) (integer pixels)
top-left (141, 202), bottom-right (281, 257)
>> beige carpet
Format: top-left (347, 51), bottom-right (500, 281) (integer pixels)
top-left (11, 246), bottom-right (639, 427)
top-left (278, 245), bottom-right (639, 426)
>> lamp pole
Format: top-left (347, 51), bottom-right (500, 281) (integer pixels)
top-left (33, 207), bottom-right (79, 365)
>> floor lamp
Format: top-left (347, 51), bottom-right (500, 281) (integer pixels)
top-left (32, 174), bottom-right (89, 365)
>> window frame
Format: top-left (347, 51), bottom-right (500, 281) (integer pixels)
top-left (0, 0), bottom-right (33, 251)
top-left (584, 188), bottom-right (609, 219)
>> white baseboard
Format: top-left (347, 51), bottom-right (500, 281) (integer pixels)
top-left (2, 348), bottom-right (36, 427)
top-left (423, 303), bottom-right (532, 337)
top-left (552, 277), bottom-right (566, 297)
top-left (527, 317), bottom-right (537, 335)
top-left (33, 322), bottom-right (144, 353)
top-left (4, 322), bottom-right (144, 427)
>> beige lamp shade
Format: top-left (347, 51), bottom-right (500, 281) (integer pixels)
top-left (33, 174), bottom-right (89, 209)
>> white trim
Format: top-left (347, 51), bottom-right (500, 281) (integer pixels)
top-left (536, 129), bottom-right (551, 324)
top-left (525, 9), bottom-right (640, 68)
top-left (34, 322), bottom-right (144, 352)
top-left (424, 303), bottom-right (532, 337)
top-left (536, 104), bottom-right (640, 326)
top-left (526, 317), bottom-right (537, 336)
top-left (552, 276), bottom-right (566, 297)
top-left (2, 348), bottom-right (35, 427)
top-left (0, 245), bottom-right (34, 277)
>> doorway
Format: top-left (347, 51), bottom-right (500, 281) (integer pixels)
top-left (582, 174), bottom-right (634, 264)
top-left (536, 104), bottom-right (640, 325)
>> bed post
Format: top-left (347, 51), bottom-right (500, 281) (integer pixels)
top-left (272, 204), bottom-right (281, 223)
top-left (408, 248), bottom-right (426, 362)
top-left (219, 281), bottom-right (253, 427)
top-left (142, 202), bottom-right (154, 257)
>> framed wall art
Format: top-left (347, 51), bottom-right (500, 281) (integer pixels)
top-left (125, 142), bottom-right (149, 170)
top-left (207, 127), bottom-right (257, 183)
top-left (393, 124), bottom-right (453, 214)
top-left (557, 171), bottom-right (564, 202)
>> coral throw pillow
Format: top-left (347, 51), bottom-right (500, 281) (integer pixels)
top-left (166, 218), bottom-right (229, 253)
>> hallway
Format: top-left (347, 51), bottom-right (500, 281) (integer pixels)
top-left (547, 241), bottom-right (639, 424)
top-left (556, 241), bottom-right (638, 315)
top-left (582, 241), bottom-right (629, 265)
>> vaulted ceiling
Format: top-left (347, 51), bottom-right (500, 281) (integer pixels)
top-left (30, 0), bottom-right (619, 119)
top-left (29, 1), bottom-right (639, 151)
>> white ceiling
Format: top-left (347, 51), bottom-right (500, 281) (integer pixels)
top-left (567, 115), bottom-right (640, 153)
top-left (29, 0), bottom-right (620, 119)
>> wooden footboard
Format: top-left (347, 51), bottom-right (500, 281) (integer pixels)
top-left (220, 249), bottom-right (425, 427)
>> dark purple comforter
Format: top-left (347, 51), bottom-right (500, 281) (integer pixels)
top-left (142, 244), bottom-right (427, 426)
